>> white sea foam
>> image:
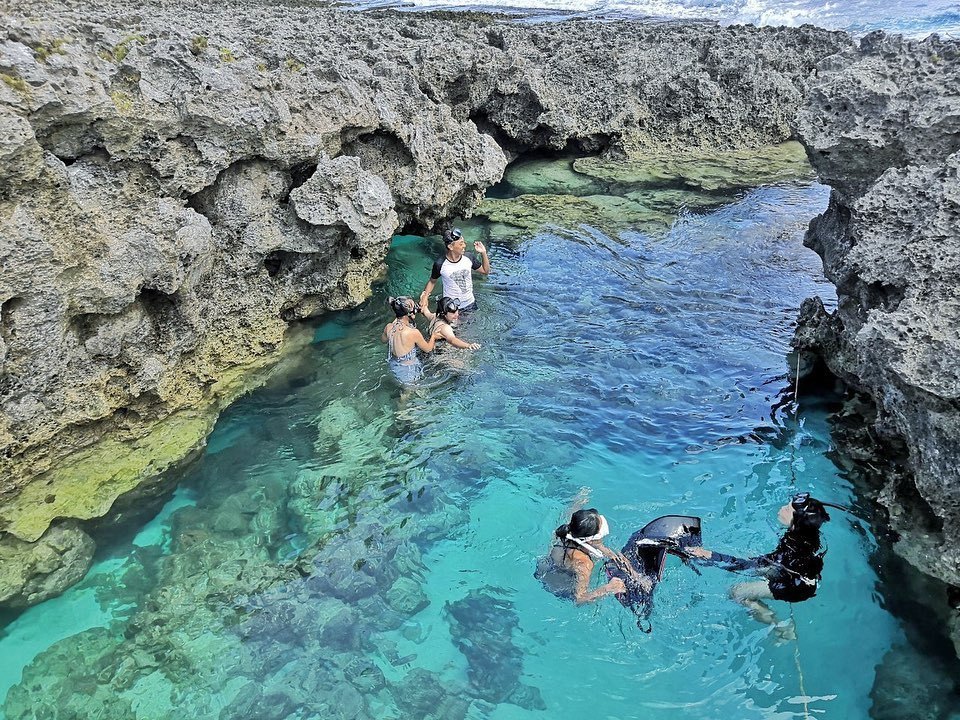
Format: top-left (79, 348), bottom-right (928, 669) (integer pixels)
top-left (341, 0), bottom-right (960, 37)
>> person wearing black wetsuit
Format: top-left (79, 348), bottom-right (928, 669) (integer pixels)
top-left (686, 493), bottom-right (830, 635)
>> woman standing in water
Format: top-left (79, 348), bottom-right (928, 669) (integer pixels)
top-left (686, 493), bottom-right (832, 636)
top-left (381, 296), bottom-right (440, 385)
top-left (535, 508), bottom-right (627, 604)
top-left (420, 296), bottom-right (481, 350)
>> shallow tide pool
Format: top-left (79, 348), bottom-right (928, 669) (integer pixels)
top-left (1, 155), bottom-right (954, 719)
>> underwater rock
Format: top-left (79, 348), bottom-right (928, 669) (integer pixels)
top-left (870, 643), bottom-right (957, 720)
top-left (393, 668), bottom-right (471, 720)
top-left (500, 156), bottom-right (605, 196)
top-left (477, 193), bottom-right (675, 233)
top-left (794, 32), bottom-right (960, 591)
top-left (3, 626), bottom-right (134, 720)
top-left (572, 141), bottom-right (814, 190)
top-left (0, 521), bottom-right (94, 607)
top-left (385, 576), bottom-right (430, 617)
top-left (444, 587), bottom-right (546, 710)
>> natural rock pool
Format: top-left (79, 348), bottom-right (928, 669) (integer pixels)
top-left (1, 147), bottom-right (957, 719)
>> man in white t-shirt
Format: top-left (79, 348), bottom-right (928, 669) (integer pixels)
top-left (419, 227), bottom-right (490, 311)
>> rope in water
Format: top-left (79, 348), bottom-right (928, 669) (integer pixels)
top-left (790, 350), bottom-right (811, 720)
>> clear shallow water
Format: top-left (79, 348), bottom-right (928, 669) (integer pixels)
top-left (340, 0), bottom-right (960, 37)
top-left (1, 167), bottom-right (956, 718)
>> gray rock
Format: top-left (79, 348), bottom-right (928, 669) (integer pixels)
top-left (794, 32), bottom-right (960, 588)
top-left (0, 521), bottom-right (95, 607)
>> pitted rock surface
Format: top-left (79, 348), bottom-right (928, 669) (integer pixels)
top-left (794, 32), bottom-right (960, 592)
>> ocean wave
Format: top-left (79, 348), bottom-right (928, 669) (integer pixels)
top-left (339, 0), bottom-right (960, 37)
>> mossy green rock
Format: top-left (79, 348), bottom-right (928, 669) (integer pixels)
top-left (476, 193), bottom-right (675, 233)
top-left (500, 156), bottom-right (603, 196)
top-left (0, 412), bottom-right (213, 542)
top-left (0, 522), bottom-right (95, 607)
top-left (573, 141), bottom-right (814, 191)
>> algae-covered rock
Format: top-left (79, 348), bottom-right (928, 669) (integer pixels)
top-left (573, 141), bottom-right (814, 191)
top-left (500, 156), bottom-right (604, 196)
top-left (3, 626), bottom-right (135, 720)
top-left (0, 411), bottom-right (211, 543)
top-left (476, 193), bottom-right (674, 233)
top-left (0, 522), bottom-right (94, 607)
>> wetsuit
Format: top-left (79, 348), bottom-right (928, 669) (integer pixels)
top-left (699, 530), bottom-right (825, 602)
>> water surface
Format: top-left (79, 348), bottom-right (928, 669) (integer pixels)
top-left (2, 155), bottom-right (957, 719)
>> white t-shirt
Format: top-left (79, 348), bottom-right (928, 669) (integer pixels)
top-left (431, 253), bottom-right (481, 307)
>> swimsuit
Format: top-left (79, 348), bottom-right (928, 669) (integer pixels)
top-left (534, 542), bottom-right (593, 600)
top-left (386, 321), bottom-right (423, 385)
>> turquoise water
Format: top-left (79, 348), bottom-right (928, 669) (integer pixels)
top-left (1, 166), bottom-right (955, 718)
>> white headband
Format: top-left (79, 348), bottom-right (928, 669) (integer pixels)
top-left (565, 515), bottom-right (609, 559)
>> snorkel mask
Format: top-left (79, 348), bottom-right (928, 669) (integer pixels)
top-left (792, 492), bottom-right (850, 514)
top-left (439, 297), bottom-right (461, 316)
top-left (390, 296), bottom-right (420, 318)
top-left (565, 512), bottom-right (609, 559)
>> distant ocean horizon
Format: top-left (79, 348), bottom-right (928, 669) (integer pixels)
top-left (340, 0), bottom-right (960, 37)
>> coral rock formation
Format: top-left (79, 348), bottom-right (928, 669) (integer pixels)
top-left (794, 32), bottom-right (960, 601)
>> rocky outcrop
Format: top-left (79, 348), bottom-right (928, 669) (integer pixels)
top-left (793, 33), bottom-right (960, 594)
top-left (0, 0), bottom-right (851, 607)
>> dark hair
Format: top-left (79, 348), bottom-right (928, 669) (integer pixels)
top-left (388, 296), bottom-right (418, 319)
top-left (554, 508), bottom-right (601, 540)
top-left (442, 228), bottom-right (464, 246)
top-left (436, 296), bottom-right (460, 319)
top-left (790, 495), bottom-right (830, 533)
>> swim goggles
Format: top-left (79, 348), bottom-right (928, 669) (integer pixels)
top-left (440, 297), bottom-right (461, 314)
top-left (792, 491), bottom-right (850, 513)
top-left (565, 513), bottom-right (609, 560)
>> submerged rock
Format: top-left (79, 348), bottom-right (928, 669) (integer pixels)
top-left (572, 141), bottom-right (814, 190)
top-left (444, 587), bottom-right (546, 710)
top-left (0, 522), bottom-right (94, 607)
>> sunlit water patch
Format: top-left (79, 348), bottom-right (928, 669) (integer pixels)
top-left (2, 155), bottom-right (957, 719)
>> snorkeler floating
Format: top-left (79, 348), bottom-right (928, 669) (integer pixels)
top-left (684, 493), bottom-right (842, 636)
top-left (535, 508), bottom-right (630, 604)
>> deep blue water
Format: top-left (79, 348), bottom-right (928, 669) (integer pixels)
top-left (2, 159), bottom-right (958, 719)
top-left (342, 0), bottom-right (960, 37)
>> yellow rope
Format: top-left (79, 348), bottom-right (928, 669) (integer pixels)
top-left (789, 605), bottom-right (811, 720)
top-left (790, 354), bottom-right (810, 720)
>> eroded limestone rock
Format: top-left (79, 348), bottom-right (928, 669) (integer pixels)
top-left (0, 522), bottom-right (94, 607)
top-left (1, 1), bottom-right (850, 607)
top-left (794, 33), bottom-right (960, 587)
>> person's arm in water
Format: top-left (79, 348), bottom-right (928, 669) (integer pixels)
top-left (435, 322), bottom-right (481, 350)
top-left (570, 553), bottom-right (626, 604)
top-left (686, 546), bottom-right (764, 573)
top-left (473, 241), bottom-right (490, 275)
top-left (412, 328), bottom-right (441, 354)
